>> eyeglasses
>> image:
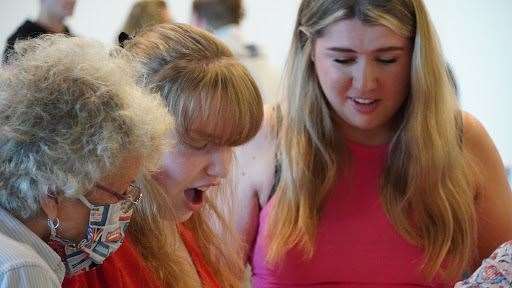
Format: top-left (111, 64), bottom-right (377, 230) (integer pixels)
top-left (94, 182), bottom-right (142, 211)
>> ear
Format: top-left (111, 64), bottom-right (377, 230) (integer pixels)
top-left (40, 194), bottom-right (58, 219)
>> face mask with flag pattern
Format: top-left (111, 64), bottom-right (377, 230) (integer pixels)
top-left (48, 192), bottom-right (137, 275)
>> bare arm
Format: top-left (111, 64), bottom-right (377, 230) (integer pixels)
top-left (463, 113), bottom-right (512, 262)
top-left (233, 106), bottom-right (278, 261)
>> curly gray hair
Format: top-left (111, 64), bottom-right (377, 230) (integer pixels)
top-left (0, 35), bottom-right (172, 219)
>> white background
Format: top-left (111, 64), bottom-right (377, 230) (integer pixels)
top-left (1, 0), bottom-right (511, 170)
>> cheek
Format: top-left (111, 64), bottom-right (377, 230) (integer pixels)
top-left (381, 66), bottom-right (410, 105)
top-left (151, 171), bottom-right (185, 218)
top-left (57, 199), bottom-right (90, 241)
top-left (158, 151), bottom-right (188, 183)
top-left (315, 59), bottom-right (351, 99)
top-left (155, 151), bottom-right (203, 196)
top-left (153, 168), bottom-right (185, 206)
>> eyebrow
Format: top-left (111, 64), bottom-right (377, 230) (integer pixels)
top-left (327, 46), bottom-right (405, 53)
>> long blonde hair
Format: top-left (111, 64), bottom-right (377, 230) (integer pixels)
top-left (267, 0), bottom-right (476, 279)
top-left (126, 23), bottom-right (263, 287)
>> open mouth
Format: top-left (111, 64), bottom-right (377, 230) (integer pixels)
top-left (184, 188), bottom-right (205, 205)
top-left (351, 97), bottom-right (378, 105)
top-left (349, 97), bottom-right (380, 113)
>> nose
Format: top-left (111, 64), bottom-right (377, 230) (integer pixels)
top-left (206, 147), bottom-right (232, 179)
top-left (352, 60), bottom-right (377, 92)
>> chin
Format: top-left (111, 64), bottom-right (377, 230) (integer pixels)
top-left (176, 210), bottom-right (194, 223)
top-left (350, 113), bottom-right (388, 128)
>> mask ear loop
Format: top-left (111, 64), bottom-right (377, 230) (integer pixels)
top-left (78, 194), bottom-right (93, 209)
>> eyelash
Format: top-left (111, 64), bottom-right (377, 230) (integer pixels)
top-left (377, 58), bottom-right (397, 64)
top-left (334, 58), bottom-right (356, 65)
top-left (178, 140), bottom-right (209, 151)
top-left (190, 142), bottom-right (209, 150)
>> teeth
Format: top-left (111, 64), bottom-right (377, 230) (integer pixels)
top-left (353, 98), bottom-right (376, 104)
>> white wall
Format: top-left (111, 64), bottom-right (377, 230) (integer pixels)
top-left (1, 0), bottom-right (511, 168)
top-left (424, 0), bottom-right (512, 170)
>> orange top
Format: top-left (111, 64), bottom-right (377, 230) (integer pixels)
top-left (178, 224), bottom-right (222, 288)
top-left (62, 235), bottom-right (162, 288)
top-left (63, 227), bottom-right (221, 288)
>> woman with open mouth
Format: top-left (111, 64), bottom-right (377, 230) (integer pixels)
top-left (128, 23), bottom-right (263, 288)
top-left (63, 23), bottom-right (263, 288)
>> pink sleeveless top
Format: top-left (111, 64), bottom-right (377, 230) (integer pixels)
top-left (251, 141), bottom-right (454, 287)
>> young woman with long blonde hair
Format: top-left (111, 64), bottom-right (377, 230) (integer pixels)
top-left (63, 23), bottom-right (263, 288)
top-left (236, 0), bottom-right (512, 286)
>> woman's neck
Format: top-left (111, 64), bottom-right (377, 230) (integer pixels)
top-left (36, 11), bottom-right (66, 33)
top-left (175, 225), bottom-right (203, 285)
top-left (21, 214), bottom-right (50, 241)
top-left (335, 117), bottom-right (398, 146)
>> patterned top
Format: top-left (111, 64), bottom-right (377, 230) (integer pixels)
top-left (455, 241), bottom-right (512, 288)
top-left (0, 207), bottom-right (65, 287)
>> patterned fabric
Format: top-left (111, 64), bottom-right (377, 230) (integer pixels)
top-left (455, 241), bottom-right (512, 288)
top-left (49, 197), bottom-right (133, 275)
top-left (62, 235), bottom-right (163, 288)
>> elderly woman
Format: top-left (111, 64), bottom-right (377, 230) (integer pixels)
top-left (0, 35), bottom-right (171, 287)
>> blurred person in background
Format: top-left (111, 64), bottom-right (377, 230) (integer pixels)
top-left (3, 0), bottom-right (76, 63)
top-left (0, 35), bottom-right (171, 287)
top-left (192, 0), bottom-right (280, 105)
top-left (121, 0), bottom-right (172, 37)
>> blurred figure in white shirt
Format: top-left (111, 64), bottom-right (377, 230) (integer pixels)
top-left (192, 0), bottom-right (280, 105)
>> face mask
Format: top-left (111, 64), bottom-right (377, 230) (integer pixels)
top-left (48, 194), bottom-right (135, 276)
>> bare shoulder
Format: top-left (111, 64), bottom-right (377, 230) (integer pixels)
top-left (233, 107), bottom-right (278, 260)
top-left (462, 112), bottom-right (494, 153)
top-left (233, 105), bottom-right (279, 257)
top-left (461, 111), bottom-right (512, 260)
top-left (234, 105), bottom-right (279, 206)
top-left (462, 112), bottom-right (508, 181)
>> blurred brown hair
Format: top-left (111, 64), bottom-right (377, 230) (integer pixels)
top-left (122, 0), bottom-right (170, 35)
top-left (192, 0), bottom-right (244, 30)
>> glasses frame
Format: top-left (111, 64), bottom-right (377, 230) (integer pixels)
top-left (94, 182), bottom-right (142, 210)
